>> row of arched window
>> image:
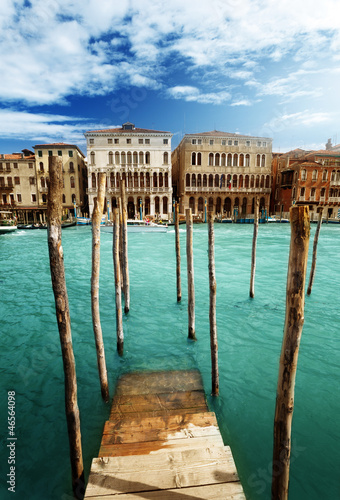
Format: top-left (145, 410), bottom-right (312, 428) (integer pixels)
top-left (91, 171), bottom-right (169, 189)
top-left (192, 153), bottom-right (266, 167)
top-left (188, 196), bottom-right (266, 214)
top-left (185, 173), bottom-right (270, 189)
top-left (300, 168), bottom-right (340, 182)
top-left (90, 151), bottom-right (169, 166)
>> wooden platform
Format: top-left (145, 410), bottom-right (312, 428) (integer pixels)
top-left (84, 370), bottom-right (246, 499)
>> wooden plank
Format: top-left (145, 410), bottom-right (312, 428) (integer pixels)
top-left (110, 390), bottom-right (207, 418)
top-left (101, 413), bottom-right (219, 446)
top-left (115, 370), bottom-right (203, 396)
top-left (99, 434), bottom-right (225, 457)
top-left (85, 481), bottom-right (246, 499)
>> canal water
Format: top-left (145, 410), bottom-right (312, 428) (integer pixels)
top-left (0, 222), bottom-right (339, 500)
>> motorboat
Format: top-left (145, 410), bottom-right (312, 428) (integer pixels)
top-left (0, 211), bottom-right (17, 234)
top-left (101, 219), bottom-right (168, 233)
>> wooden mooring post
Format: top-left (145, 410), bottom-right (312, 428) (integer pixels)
top-left (186, 208), bottom-right (196, 340)
top-left (307, 208), bottom-right (323, 296)
top-left (113, 208), bottom-right (124, 356)
top-left (250, 198), bottom-right (259, 298)
top-left (91, 172), bottom-right (109, 402)
top-left (47, 156), bottom-right (84, 499)
top-left (120, 179), bottom-right (130, 313)
top-left (175, 202), bottom-right (181, 302)
top-left (208, 212), bottom-right (219, 396)
top-left (272, 205), bottom-right (310, 500)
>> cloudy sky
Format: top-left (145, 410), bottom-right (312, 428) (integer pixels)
top-left (1, 0), bottom-right (340, 155)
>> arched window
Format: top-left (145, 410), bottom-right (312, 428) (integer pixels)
top-left (115, 152), bottom-right (120, 164)
top-left (110, 172), bottom-right (115, 187)
top-left (163, 152), bottom-right (168, 164)
top-left (245, 154), bottom-right (250, 167)
top-left (227, 154), bottom-right (232, 166)
top-left (192, 152), bottom-right (196, 165)
top-left (256, 175), bottom-right (260, 188)
top-left (198, 197), bottom-right (204, 211)
top-left (209, 153), bottom-right (214, 166)
top-left (203, 174), bottom-right (207, 187)
top-left (153, 172), bottom-right (158, 187)
top-left (234, 197), bottom-right (239, 208)
top-left (214, 174), bottom-right (219, 187)
top-left (256, 154), bottom-right (260, 167)
top-left (163, 197), bottom-right (168, 214)
top-left (127, 152), bottom-right (132, 164)
top-left (312, 169), bottom-right (318, 181)
top-left (322, 170), bottom-right (328, 181)
top-left (62, 194), bottom-right (66, 203)
top-left (70, 161), bottom-right (75, 172)
top-left (159, 172), bottom-right (163, 188)
top-left (239, 175), bottom-right (243, 188)
top-left (155, 196), bottom-right (160, 213)
top-left (197, 174), bottom-right (202, 187)
top-left (108, 152), bottom-right (113, 164)
top-left (189, 196), bottom-right (195, 212)
top-left (242, 197), bottom-right (247, 214)
top-left (70, 176), bottom-right (75, 188)
top-left (39, 161), bottom-right (44, 171)
top-left (133, 151), bottom-right (138, 164)
top-left (41, 177), bottom-right (45, 188)
top-left (209, 174), bottom-right (213, 187)
top-left (197, 152), bottom-right (201, 166)
top-left (265, 175), bottom-right (270, 188)
top-left (139, 151), bottom-right (144, 164)
top-left (239, 154), bottom-right (244, 167)
top-left (245, 175), bottom-right (249, 188)
top-left (220, 174), bottom-right (225, 188)
top-left (121, 152), bottom-right (126, 164)
top-left (186, 173), bottom-right (190, 187)
top-left (224, 197), bottom-right (231, 213)
top-left (221, 153), bottom-right (226, 166)
top-left (165, 173), bottom-right (168, 187)
top-left (331, 169), bottom-right (336, 181)
top-left (192, 174), bottom-right (196, 187)
top-left (301, 169), bottom-right (307, 181)
top-left (233, 174), bottom-right (237, 188)
top-left (261, 155), bottom-right (265, 167)
top-left (215, 153), bottom-right (220, 166)
top-left (91, 172), bottom-right (96, 189)
top-left (90, 152), bottom-right (95, 165)
top-left (145, 152), bottom-right (150, 164)
top-left (216, 197), bottom-right (221, 213)
top-left (134, 172), bottom-right (138, 187)
top-left (116, 173), bottom-right (120, 188)
top-left (250, 175), bottom-right (255, 188)
top-left (233, 154), bottom-right (238, 167)
top-left (72, 194), bottom-right (76, 203)
top-left (140, 173), bottom-right (144, 188)
top-left (260, 175), bottom-right (264, 188)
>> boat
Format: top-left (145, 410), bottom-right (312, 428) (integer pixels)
top-left (76, 217), bottom-right (91, 225)
top-left (101, 219), bottom-right (168, 233)
top-left (0, 211), bottom-right (17, 234)
top-left (17, 220), bottom-right (76, 230)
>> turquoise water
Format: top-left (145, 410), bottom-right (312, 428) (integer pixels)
top-left (1, 223), bottom-right (339, 500)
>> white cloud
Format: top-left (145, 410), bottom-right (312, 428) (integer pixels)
top-left (0, 109), bottom-right (110, 146)
top-left (167, 86), bottom-right (231, 104)
top-left (1, 0), bottom-right (340, 106)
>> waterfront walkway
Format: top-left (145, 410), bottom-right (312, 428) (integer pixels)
top-left (84, 370), bottom-right (246, 499)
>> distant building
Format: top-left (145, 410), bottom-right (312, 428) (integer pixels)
top-left (274, 149), bottom-right (340, 219)
top-left (84, 122), bottom-right (173, 218)
top-left (172, 131), bottom-right (272, 218)
top-left (34, 143), bottom-right (87, 217)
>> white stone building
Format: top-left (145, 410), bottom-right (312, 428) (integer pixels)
top-left (84, 122), bottom-right (173, 219)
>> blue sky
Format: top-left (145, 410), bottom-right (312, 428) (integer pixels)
top-left (1, 0), bottom-right (340, 156)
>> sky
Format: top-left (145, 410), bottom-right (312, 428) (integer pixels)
top-left (1, 0), bottom-right (340, 156)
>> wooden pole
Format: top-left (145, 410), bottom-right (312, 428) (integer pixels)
top-left (47, 156), bottom-right (84, 499)
top-left (113, 208), bottom-right (124, 356)
top-left (307, 209), bottom-right (323, 296)
top-left (91, 172), bottom-right (109, 402)
top-left (250, 198), bottom-right (259, 298)
top-left (120, 179), bottom-right (130, 313)
top-left (272, 205), bottom-right (310, 500)
top-left (208, 212), bottom-right (219, 396)
top-left (175, 202), bottom-right (181, 302)
top-left (186, 208), bottom-right (196, 340)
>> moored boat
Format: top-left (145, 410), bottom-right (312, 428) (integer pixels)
top-left (0, 211), bottom-right (17, 234)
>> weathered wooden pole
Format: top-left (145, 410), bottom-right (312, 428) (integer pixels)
top-left (91, 172), bottom-right (109, 402)
top-left (47, 156), bottom-right (84, 499)
top-left (113, 208), bottom-right (124, 356)
top-left (175, 202), bottom-right (181, 302)
top-left (120, 179), bottom-right (130, 313)
top-left (208, 212), bottom-right (219, 396)
top-left (250, 198), bottom-right (259, 298)
top-left (186, 208), bottom-right (196, 340)
top-left (307, 209), bottom-right (323, 296)
top-left (272, 205), bottom-right (310, 500)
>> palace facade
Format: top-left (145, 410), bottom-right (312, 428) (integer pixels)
top-left (84, 122), bottom-right (173, 219)
top-left (172, 131), bottom-right (272, 218)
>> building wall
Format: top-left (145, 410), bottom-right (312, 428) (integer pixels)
top-left (85, 126), bottom-right (173, 218)
top-left (172, 132), bottom-right (272, 217)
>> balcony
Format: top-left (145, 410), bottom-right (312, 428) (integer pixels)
top-left (185, 186), bottom-right (271, 193)
top-left (39, 187), bottom-right (48, 193)
top-left (0, 183), bottom-right (14, 191)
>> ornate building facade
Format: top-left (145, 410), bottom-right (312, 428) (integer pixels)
top-left (84, 122), bottom-right (173, 219)
top-left (172, 131), bottom-right (272, 218)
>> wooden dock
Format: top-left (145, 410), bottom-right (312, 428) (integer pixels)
top-left (84, 370), bottom-right (246, 499)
